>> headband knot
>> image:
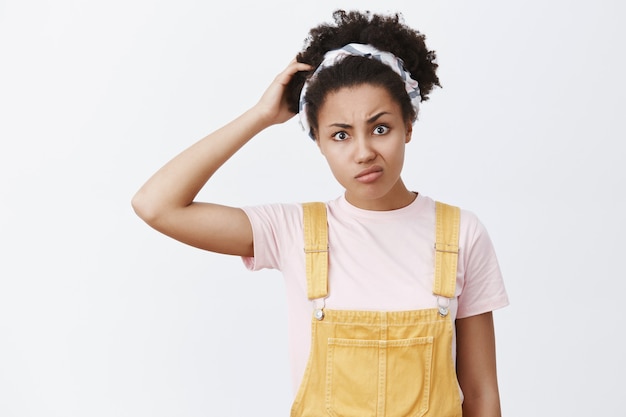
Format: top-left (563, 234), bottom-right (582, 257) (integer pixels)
top-left (298, 43), bottom-right (421, 140)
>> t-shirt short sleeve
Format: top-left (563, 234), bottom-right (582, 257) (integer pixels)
top-left (457, 210), bottom-right (509, 318)
top-left (240, 203), bottom-right (303, 272)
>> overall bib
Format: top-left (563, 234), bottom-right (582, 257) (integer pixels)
top-left (290, 202), bottom-right (463, 417)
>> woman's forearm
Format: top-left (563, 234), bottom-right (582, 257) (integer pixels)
top-left (461, 391), bottom-right (502, 417)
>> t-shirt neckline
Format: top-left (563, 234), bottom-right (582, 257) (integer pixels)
top-left (335, 192), bottom-right (427, 220)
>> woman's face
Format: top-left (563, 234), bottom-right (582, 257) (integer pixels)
top-left (315, 84), bottom-right (413, 211)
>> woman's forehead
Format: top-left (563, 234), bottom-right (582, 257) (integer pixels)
top-left (318, 85), bottom-right (402, 125)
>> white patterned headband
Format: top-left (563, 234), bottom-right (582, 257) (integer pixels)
top-left (298, 43), bottom-right (421, 140)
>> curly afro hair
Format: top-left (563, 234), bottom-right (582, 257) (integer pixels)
top-left (286, 10), bottom-right (440, 138)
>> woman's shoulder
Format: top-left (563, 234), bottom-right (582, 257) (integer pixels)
top-left (415, 195), bottom-right (492, 245)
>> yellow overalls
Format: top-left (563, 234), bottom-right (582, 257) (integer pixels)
top-left (290, 201), bottom-right (463, 417)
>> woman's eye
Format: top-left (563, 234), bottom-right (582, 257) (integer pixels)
top-left (373, 125), bottom-right (390, 135)
top-left (332, 131), bottom-right (349, 141)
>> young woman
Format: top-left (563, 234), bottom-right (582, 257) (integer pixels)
top-left (132, 10), bottom-right (508, 417)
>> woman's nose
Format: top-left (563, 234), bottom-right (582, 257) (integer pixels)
top-left (354, 136), bottom-right (376, 164)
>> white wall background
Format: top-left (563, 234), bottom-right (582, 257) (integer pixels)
top-left (1, 0), bottom-right (624, 415)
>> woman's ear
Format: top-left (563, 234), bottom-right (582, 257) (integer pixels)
top-left (315, 137), bottom-right (325, 155)
top-left (310, 123), bottom-right (325, 153)
top-left (405, 123), bottom-right (413, 144)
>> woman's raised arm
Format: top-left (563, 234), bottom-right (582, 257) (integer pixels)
top-left (131, 60), bottom-right (312, 257)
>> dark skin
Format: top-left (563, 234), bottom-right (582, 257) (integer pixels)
top-left (457, 312), bottom-right (502, 416)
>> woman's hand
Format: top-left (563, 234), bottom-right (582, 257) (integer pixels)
top-left (254, 59), bottom-right (313, 126)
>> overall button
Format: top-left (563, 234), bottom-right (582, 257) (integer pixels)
top-left (314, 309), bottom-right (325, 321)
top-left (437, 296), bottom-right (450, 317)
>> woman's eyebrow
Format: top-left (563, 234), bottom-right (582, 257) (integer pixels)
top-left (367, 111), bottom-right (391, 123)
top-left (328, 122), bottom-right (352, 129)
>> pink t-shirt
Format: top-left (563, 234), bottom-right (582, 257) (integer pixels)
top-left (242, 193), bottom-right (508, 393)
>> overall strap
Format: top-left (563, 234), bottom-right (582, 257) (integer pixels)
top-left (302, 202), bottom-right (329, 300)
top-left (433, 201), bottom-right (461, 299)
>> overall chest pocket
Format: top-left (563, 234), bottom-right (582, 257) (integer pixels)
top-left (325, 336), bottom-right (434, 417)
